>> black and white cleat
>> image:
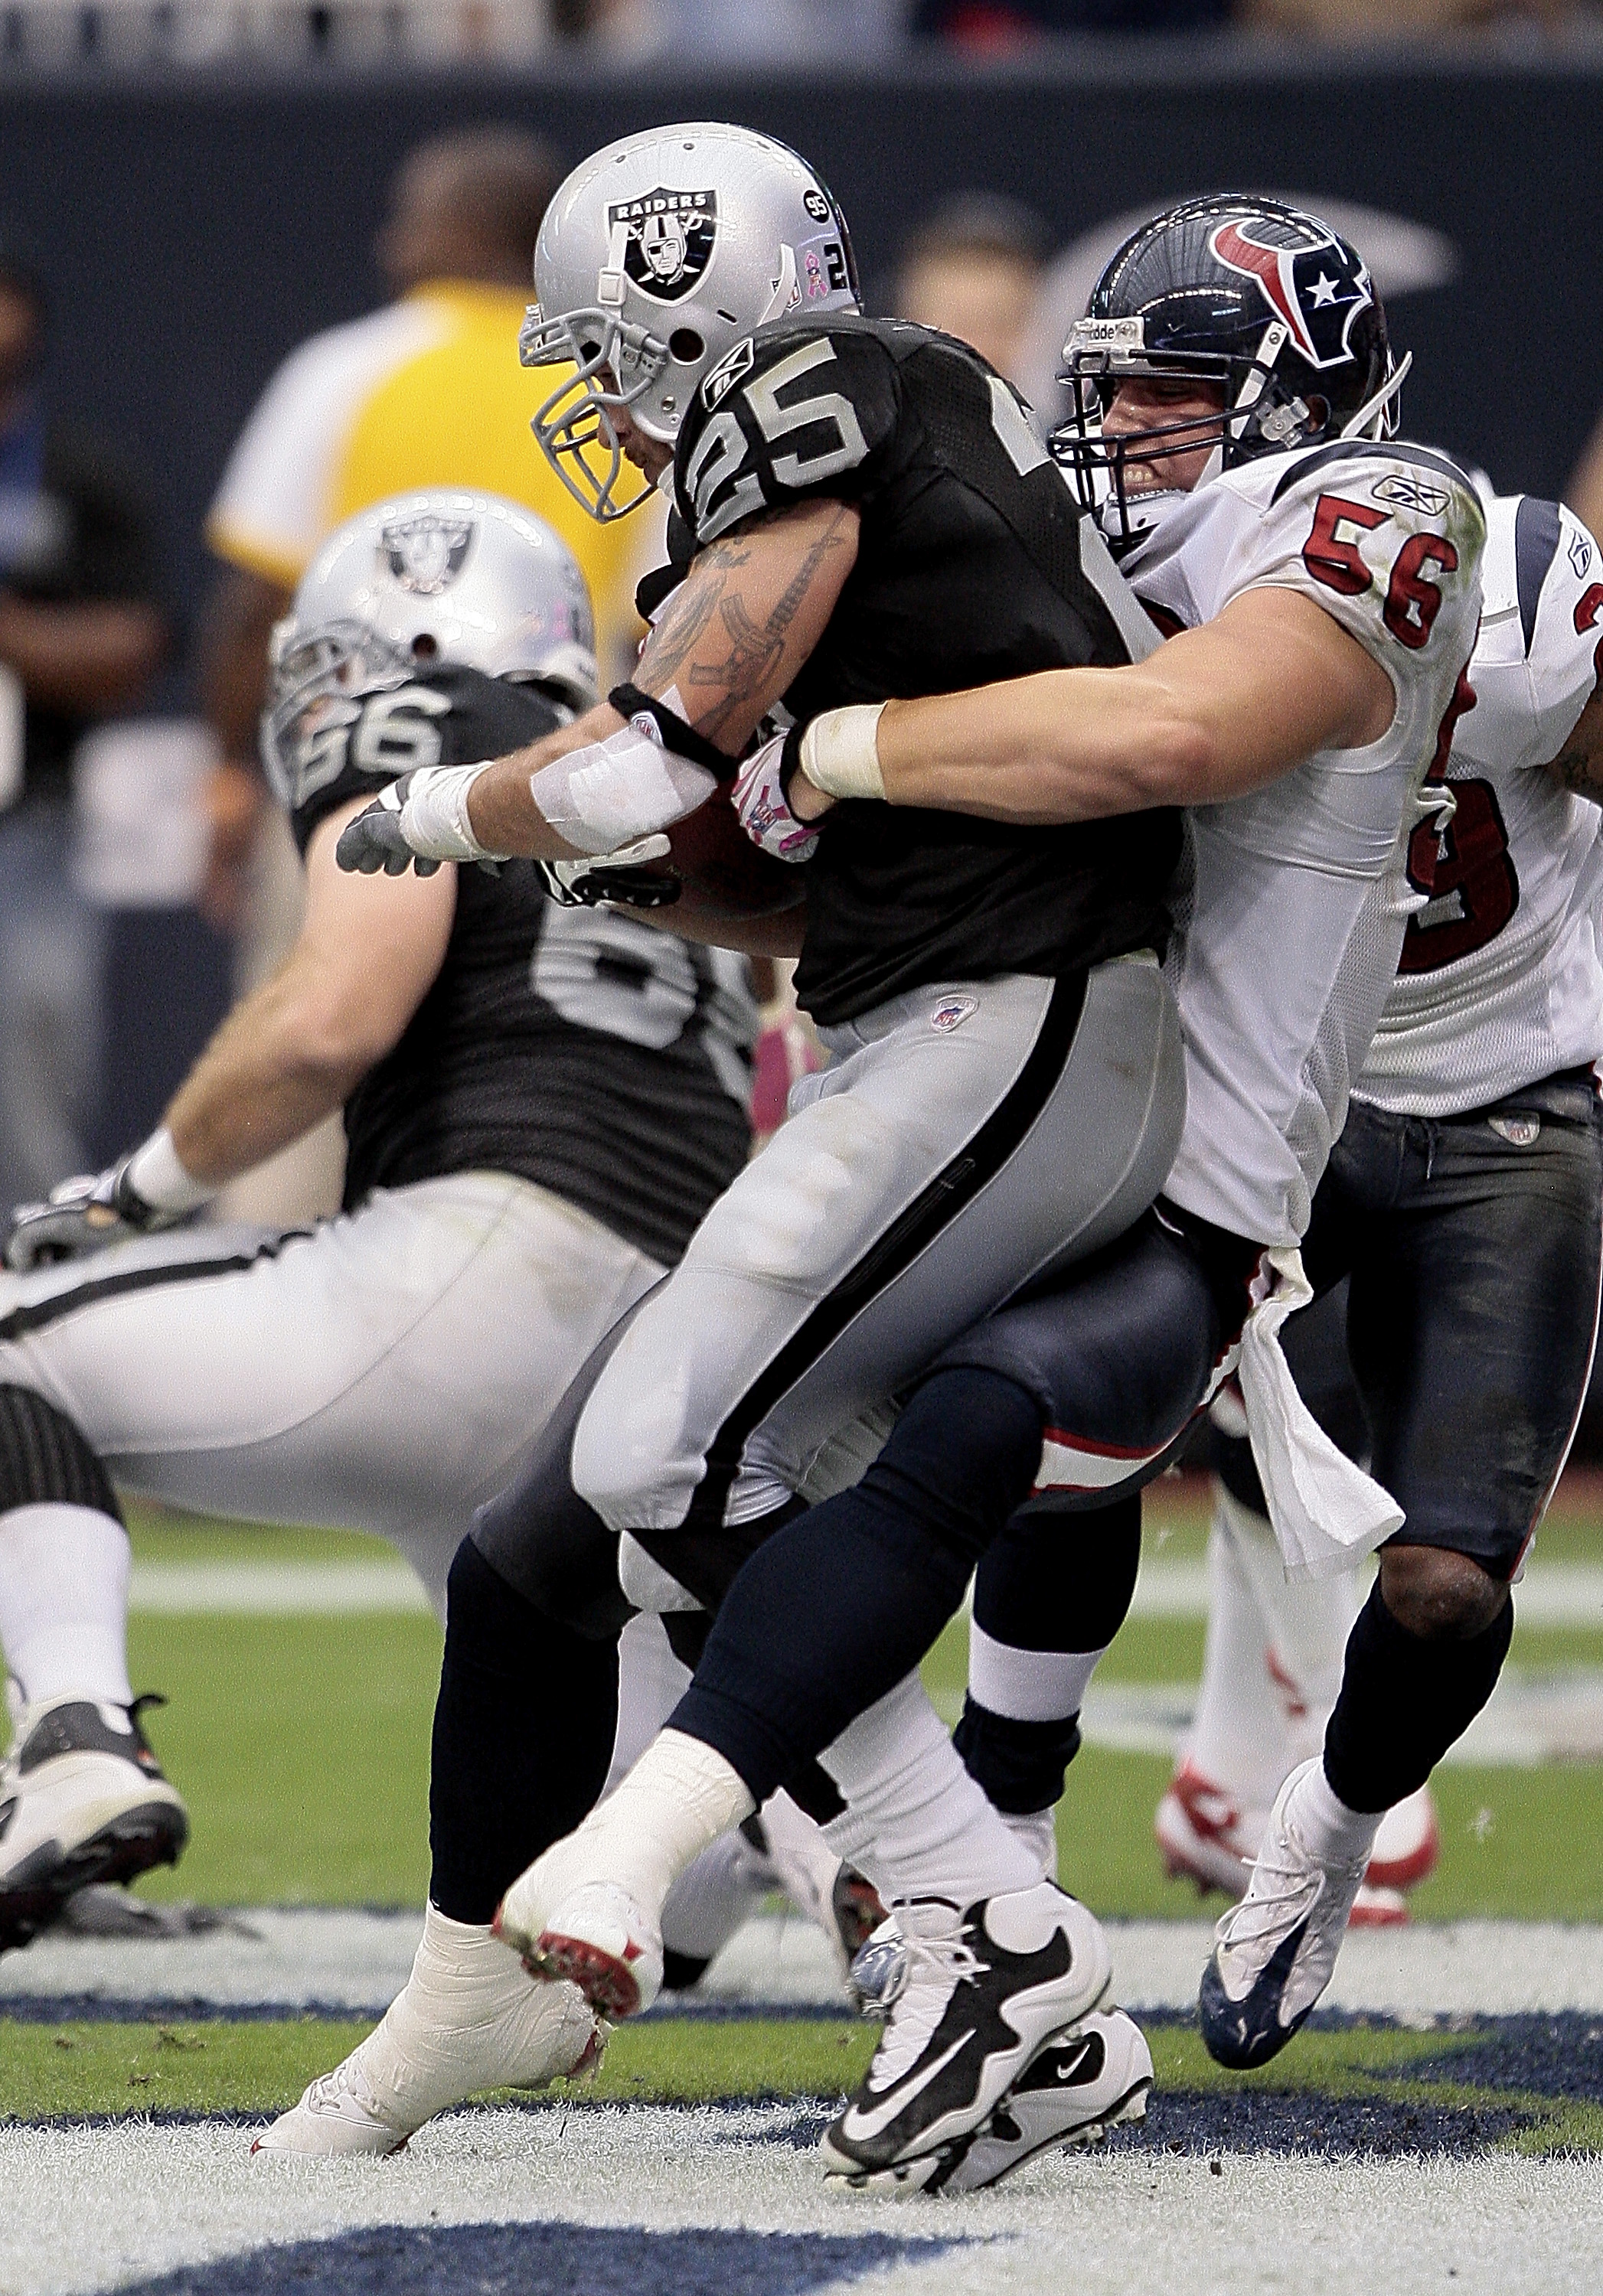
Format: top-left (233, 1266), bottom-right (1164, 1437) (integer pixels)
top-left (0, 1690), bottom-right (188, 1952)
top-left (820, 1881), bottom-right (1112, 2188)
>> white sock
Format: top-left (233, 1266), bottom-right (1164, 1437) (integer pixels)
top-left (567, 1728), bottom-right (755, 1916)
top-left (968, 1620), bottom-right (1106, 1721)
top-left (0, 1503), bottom-right (132, 1707)
top-left (819, 1672), bottom-right (1041, 1907)
top-left (1220, 1481), bottom-right (1365, 1766)
top-left (1183, 1488), bottom-right (1291, 1814)
top-left (1287, 1759), bottom-right (1383, 1867)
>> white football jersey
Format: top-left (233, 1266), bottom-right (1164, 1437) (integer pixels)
top-left (1354, 492), bottom-right (1603, 1116)
top-left (1124, 439), bottom-right (1486, 1247)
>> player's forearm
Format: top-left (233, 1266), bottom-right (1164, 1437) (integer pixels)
top-left (800, 590), bottom-right (1395, 825)
top-left (164, 965), bottom-right (372, 1186)
top-left (460, 504), bottom-right (860, 863)
top-left (462, 702), bottom-right (623, 860)
top-left (871, 669), bottom-right (1219, 823)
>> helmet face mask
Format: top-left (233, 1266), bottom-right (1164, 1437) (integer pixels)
top-left (263, 490), bottom-right (598, 797)
top-left (1052, 196), bottom-right (1407, 554)
top-left (521, 122), bottom-right (860, 523)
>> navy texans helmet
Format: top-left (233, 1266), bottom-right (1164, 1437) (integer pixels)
top-left (1055, 193), bottom-right (1408, 549)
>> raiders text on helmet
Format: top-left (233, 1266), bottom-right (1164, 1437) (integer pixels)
top-left (519, 122), bottom-right (860, 521)
top-left (1054, 194), bottom-right (1408, 550)
top-left (263, 489), bottom-right (597, 798)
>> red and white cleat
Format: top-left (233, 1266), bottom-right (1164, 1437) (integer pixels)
top-left (1366, 1786), bottom-right (1439, 1893)
top-left (1157, 1764), bottom-right (1439, 1927)
top-left (1154, 1760), bottom-right (1260, 1899)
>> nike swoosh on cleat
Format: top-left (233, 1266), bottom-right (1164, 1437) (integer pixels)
top-left (839, 2035), bottom-right (973, 2144)
top-left (1053, 2041), bottom-right (1095, 2083)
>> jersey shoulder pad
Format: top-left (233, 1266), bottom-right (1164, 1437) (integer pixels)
top-left (1464, 494), bottom-right (1603, 771)
top-left (674, 317), bottom-right (899, 546)
top-left (281, 665), bottom-right (558, 853)
top-left (1214, 439), bottom-right (1485, 669)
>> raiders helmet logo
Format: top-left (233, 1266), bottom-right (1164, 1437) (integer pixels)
top-left (1210, 216), bottom-right (1375, 372)
top-left (382, 515), bottom-right (474, 595)
top-left (607, 188), bottom-right (717, 304)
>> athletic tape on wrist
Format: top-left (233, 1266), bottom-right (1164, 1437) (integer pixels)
top-left (798, 704), bottom-right (887, 803)
top-left (530, 728), bottom-right (717, 856)
top-left (397, 765), bottom-right (509, 863)
top-left (609, 683), bottom-right (733, 778)
top-left (122, 1127), bottom-right (213, 1216)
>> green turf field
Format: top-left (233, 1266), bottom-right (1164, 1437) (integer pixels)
top-left (11, 1476), bottom-right (1602, 1919)
top-left (4, 2013), bottom-right (1597, 2156)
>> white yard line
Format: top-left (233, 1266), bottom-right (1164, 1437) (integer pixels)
top-left (128, 1562), bottom-right (432, 1616)
top-left (8, 1910), bottom-right (1603, 2022)
top-left (0, 2110), bottom-right (1595, 2296)
top-left (1128, 1555), bottom-right (1603, 1629)
top-left (125, 1554), bottom-right (1603, 1628)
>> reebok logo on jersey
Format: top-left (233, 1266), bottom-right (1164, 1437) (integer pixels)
top-left (702, 338), bottom-right (754, 411)
top-left (929, 996), bottom-right (979, 1035)
top-left (1370, 471), bottom-right (1452, 519)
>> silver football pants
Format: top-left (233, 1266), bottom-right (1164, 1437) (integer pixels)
top-left (571, 955), bottom-right (1185, 1538)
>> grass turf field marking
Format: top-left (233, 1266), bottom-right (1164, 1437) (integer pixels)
top-left (5, 2014), bottom-right (1598, 2162)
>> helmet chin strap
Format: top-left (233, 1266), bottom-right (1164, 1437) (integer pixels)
top-left (1341, 349), bottom-right (1412, 442)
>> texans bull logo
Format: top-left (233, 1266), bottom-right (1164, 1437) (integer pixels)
top-left (607, 188), bottom-right (718, 304)
top-left (1210, 216), bottom-right (1374, 371)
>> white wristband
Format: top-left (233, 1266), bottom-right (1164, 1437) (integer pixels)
top-left (798, 704), bottom-right (887, 803)
top-left (397, 765), bottom-right (509, 863)
top-left (529, 725), bottom-right (717, 856)
top-left (125, 1127), bottom-right (213, 1215)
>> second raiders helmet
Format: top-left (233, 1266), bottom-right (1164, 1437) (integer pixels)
top-left (263, 489), bottom-right (596, 795)
top-left (520, 121), bottom-right (860, 520)
top-left (1056, 194), bottom-right (1408, 550)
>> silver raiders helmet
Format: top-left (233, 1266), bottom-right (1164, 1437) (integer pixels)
top-left (520, 121), bottom-right (860, 520)
top-left (263, 488), bottom-right (597, 793)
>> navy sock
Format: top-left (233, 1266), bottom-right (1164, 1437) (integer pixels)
top-left (1323, 1577), bottom-right (1513, 1814)
top-left (429, 1539), bottom-right (619, 1923)
top-left (956, 1495), bottom-right (1142, 1813)
top-left (671, 1367), bottom-right (1044, 1802)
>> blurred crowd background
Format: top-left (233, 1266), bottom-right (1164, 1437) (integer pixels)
top-left (0, 2), bottom-right (1599, 65)
top-left (0, 13), bottom-right (1601, 1409)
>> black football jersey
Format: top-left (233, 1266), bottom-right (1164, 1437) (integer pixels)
top-left (667, 315), bottom-right (1180, 1026)
top-left (279, 664), bottom-right (754, 1265)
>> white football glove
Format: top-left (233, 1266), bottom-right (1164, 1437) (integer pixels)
top-left (7, 1160), bottom-right (181, 1273)
top-left (335, 766), bottom-right (511, 877)
top-left (733, 732), bottom-right (821, 864)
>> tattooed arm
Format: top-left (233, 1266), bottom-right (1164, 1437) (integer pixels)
top-left (1546, 682), bottom-right (1603, 806)
top-left (460, 499), bottom-right (860, 860)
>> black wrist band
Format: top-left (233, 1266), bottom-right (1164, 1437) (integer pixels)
top-left (609, 683), bottom-right (733, 779)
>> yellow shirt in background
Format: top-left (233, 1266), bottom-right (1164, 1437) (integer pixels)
top-left (207, 280), bottom-right (650, 676)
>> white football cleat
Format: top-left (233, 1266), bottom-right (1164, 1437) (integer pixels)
top-left (0, 1688), bottom-right (188, 1950)
top-left (252, 1904), bottom-right (604, 2157)
top-left (923, 2008), bottom-right (1154, 2193)
top-left (1199, 1756), bottom-right (1369, 2070)
top-left (498, 1862), bottom-right (664, 2020)
top-left (1159, 1759), bottom-right (1438, 1927)
top-left (821, 1882), bottom-right (1112, 2185)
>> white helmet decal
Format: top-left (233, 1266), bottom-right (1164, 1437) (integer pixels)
top-left (381, 514), bottom-right (475, 595)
